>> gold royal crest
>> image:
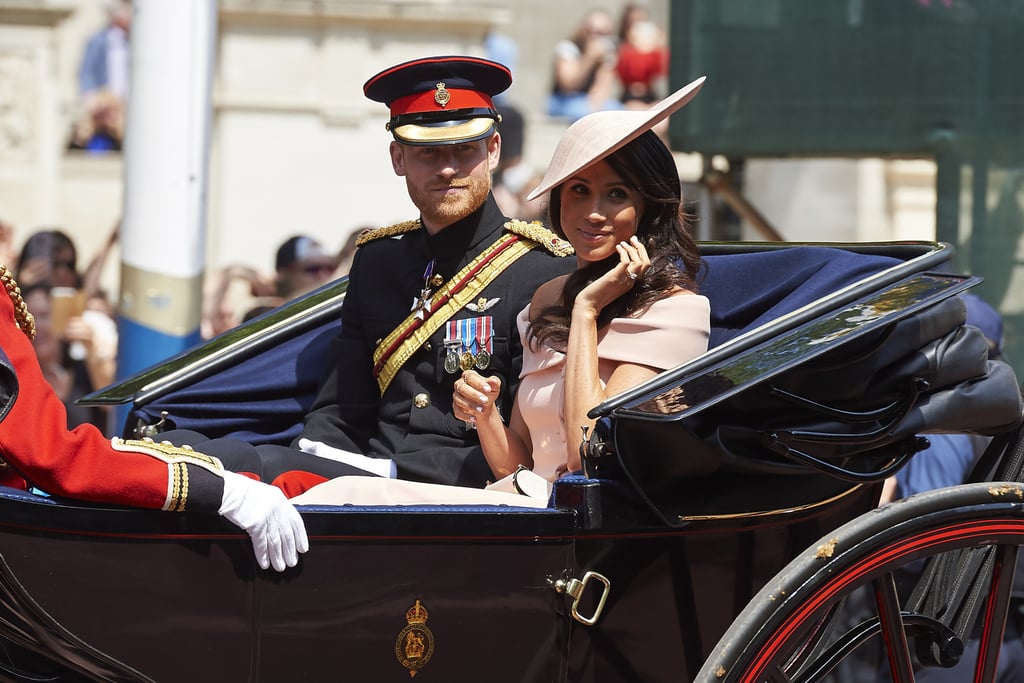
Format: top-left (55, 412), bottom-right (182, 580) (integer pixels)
top-left (434, 82), bottom-right (450, 108)
top-left (395, 600), bottom-right (435, 678)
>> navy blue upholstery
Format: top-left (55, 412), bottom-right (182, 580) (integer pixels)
top-left (702, 247), bottom-right (902, 348)
top-left (128, 247), bottom-right (902, 447)
top-left (0, 485), bottom-right (57, 505)
top-left (130, 320), bottom-right (338, 445)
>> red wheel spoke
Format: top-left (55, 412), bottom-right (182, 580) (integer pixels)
top-left (874, 573), bottom-right (916, 682)
top-left (974, 543), bottom-right (1018, 682)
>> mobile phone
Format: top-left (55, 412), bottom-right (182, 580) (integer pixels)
top-left (50, 287), bottom-right (86, 338)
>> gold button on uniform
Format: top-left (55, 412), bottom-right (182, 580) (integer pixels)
top-left (413, 393), bottom-right (430, 408)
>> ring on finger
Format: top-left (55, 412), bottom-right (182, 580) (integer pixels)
top-left (627, 271), bottom-right (638, 281)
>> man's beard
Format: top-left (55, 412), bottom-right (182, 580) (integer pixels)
top-left (409, 176), bottom-right (491, 228)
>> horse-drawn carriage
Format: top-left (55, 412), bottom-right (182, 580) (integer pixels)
top-left (1, 241), bottom-right (1022, 682)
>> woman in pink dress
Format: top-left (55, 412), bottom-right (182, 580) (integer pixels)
top-left (453, 77), bottom-right (710, 484)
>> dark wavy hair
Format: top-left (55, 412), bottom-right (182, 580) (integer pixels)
top-left (528, 129), bottom-right (702, 349)
top-left (14, 229), bottom-right (81, 288)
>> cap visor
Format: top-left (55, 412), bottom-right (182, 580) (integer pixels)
top-left (393, 117), bottom-right (497, 145)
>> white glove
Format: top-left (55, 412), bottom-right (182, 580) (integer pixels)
top-left (218, 471), bottom-right (310, 572)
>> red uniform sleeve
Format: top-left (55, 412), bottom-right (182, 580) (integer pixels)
top-left (0, 280), bottom-right (223, 512)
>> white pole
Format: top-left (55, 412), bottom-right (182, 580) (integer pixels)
top-left (117, 0), bottom-right (217, 384)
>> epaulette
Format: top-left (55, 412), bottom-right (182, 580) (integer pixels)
top-left (355, 219), bottom-right (422, 247)
top-left (503, 220), bottom-right (574, 257)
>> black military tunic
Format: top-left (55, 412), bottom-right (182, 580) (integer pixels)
top-left (299, 195), bottom-right (575, 487)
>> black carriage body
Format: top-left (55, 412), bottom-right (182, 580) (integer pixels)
top-left (0, 492), bottom-right (577, 681)
top-left (0, 480), bottom-right (880, 681)
top-left (2, 241), bottom-right (1011, 682)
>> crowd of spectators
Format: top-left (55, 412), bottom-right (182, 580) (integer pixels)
top-left (547, 3), bottom-right (670, 122)
top-left (1, 221), bottom-right (119, 434)
top-left (70, 0), bottom-right (131, 152)
top-left (202, 231), bottom-right (361, 339)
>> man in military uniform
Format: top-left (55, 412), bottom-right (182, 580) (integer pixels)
top-left (159, 56), bottom-right (573, 494)
top-left (0, 269), bottom-right (306, 572)
top-left (294, 55), bottom-right (575, 488)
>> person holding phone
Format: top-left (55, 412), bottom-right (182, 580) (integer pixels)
top-left (14, 229), bottom-right (116, 432)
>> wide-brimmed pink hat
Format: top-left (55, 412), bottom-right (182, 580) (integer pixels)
top-left (526, 76), bottom-right (706, 201)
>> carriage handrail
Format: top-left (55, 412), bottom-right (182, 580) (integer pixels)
top-left (82, 277), bottom-right (350, 405)
top-left (593, 270), bottom-right (976, 424)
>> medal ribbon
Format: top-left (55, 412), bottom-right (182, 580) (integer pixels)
top-left (445, 319), bottom-right (477, 352)
top-left (478, 316), bottom-right (492, 355)
top-left (461, 318), bottom-right (477, 354)
top-left (372, 234), bottom-right (536, 394)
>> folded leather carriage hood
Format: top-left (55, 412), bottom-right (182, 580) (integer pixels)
top-left (580, 253), bottom-right (1024, 526)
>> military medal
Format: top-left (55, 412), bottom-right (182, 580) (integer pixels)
top-left (443, 340), bottom-right (461, 374)
top-left (445, 319), bottom-right (470, 374)
top-left (411, 259), bottom-right (437, 321)
top-left (445, 316), bottom-right (495, 373)
top-left (474, 319), bottom-right (492, 369)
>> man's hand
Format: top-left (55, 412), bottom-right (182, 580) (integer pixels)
top-left (218, 471), bottom-right (309, 571)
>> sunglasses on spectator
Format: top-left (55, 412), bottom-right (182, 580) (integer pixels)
top-left (301, 263), bottom-right (336, 275)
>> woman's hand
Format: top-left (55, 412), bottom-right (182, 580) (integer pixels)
top-left (453, 370), bottom-right (534, 478)
top-left (16, 257), bottom-right (51, 288)
top-left (452, 370), bottom-right (502, 428)
top-left (574, 235), bottom-right (650, 316)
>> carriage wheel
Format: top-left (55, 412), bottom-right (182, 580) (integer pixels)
top-left (695, 482), bottom-right (1024, 683)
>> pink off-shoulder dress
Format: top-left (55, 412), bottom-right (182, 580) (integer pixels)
top-left (518, 293), bottom-right (711, 482)
top-left (291, 293), bottom-right (710, 507)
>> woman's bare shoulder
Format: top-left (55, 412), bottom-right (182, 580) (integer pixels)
top-left (531, 275), bottom-right (569, 311)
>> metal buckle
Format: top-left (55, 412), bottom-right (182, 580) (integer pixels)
top-left (552, 571), bottom-right (612, 626)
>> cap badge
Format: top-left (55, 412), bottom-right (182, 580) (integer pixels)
top-left (434, 82), bottom-right (450, 108)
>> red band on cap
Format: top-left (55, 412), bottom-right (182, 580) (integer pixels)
top-left (390, 87), bottom-right (495, 118)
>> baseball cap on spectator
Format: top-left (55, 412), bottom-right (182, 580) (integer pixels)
top-left (275, 236), bottom-right (335, 273)
top-left (274, 235), bottom-right (339, 301)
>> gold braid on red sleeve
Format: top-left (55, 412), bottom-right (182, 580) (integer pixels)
top-left (0, 265), bottom-right (35, 341)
